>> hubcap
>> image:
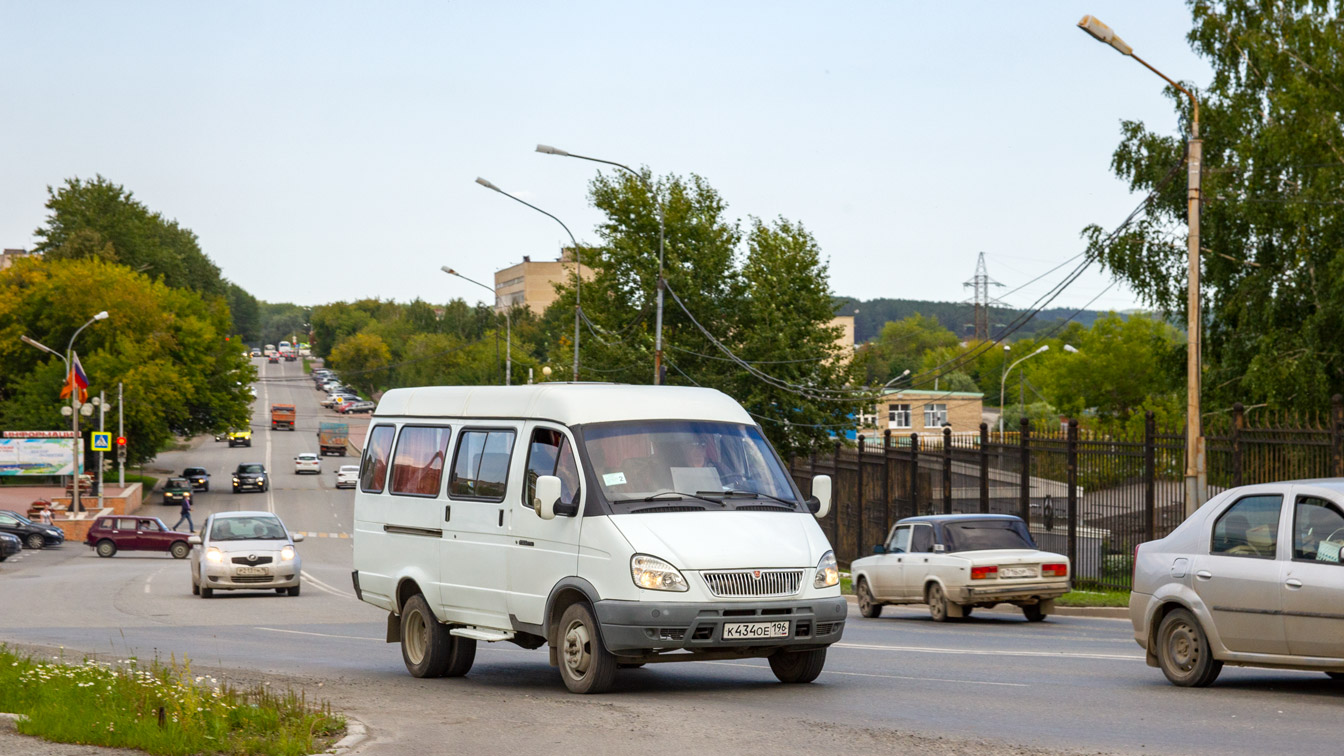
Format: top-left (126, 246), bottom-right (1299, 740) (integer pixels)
top-left (405, 610), bottom-right (427, 665)
top-left (930, 587), bottom-right (945, 619)
top-left (563, 620), bottom-right (592, 677)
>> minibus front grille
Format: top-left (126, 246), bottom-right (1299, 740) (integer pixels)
top-left (700, 569), bottom-right (804, 598)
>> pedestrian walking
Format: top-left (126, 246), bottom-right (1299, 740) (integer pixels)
top-left (172, 494), bottom-right (194, 532)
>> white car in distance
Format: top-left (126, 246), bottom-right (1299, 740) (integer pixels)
top-left (294, 453), bottom-right (321, 475)
top-left (335, 465), bottom-right (360, 489)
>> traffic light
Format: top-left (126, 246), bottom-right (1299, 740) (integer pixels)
top-left (116, 435), bottom-right (127, 461)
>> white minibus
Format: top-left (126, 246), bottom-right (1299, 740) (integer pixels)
top-left (351, 384), bottom-right (842, 693)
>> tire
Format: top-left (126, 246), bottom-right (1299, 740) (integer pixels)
top-left (617, 662), bottom-right (646, 669)
top-left (203, 483), bottom-right (209, 492)
top-left (400, 593), bottom-right (475, 678)
top-left (958, 605), bottom-right (974, 619)
top-left (232, 486), bottom-right (239, 494)
top-left (192, 580), bottom-right (200, 596)
top-left (169, 541), bottom-right (189, 559)
top-left (926, 583), bottom-right (949, 622)
top-left (1022, 604), bottom-right (1047, 622)
top-left (768, 648), bottom-right (827, 684)
top-left (26, 533), bottom-right (45, 550)
top-left (856, 578), bottom-right (882, 619)
top-left (287, 584), bottom-right (300, 596)
top-left (1156, 608), bottom-right (1223, 687)
top-left (557, 602), bottom-right (616, 694)
top-left (95, 539), bottom-right (116, 558)
top-left (200, 586), bottom-right (214, 598)
top-left (276, 588), bottom-right (287, 594)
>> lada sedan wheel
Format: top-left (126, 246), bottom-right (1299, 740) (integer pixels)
top-left (558, 603), bottom-right (616, 694)
top-left (95, 539), bottom-right (116, 558)
top-left (400, 593), bottom-right (474, 679)
top-left (926, 583), bottom-right (949, 622)
top-left (857, 579), bottom-right (882, 619)
top-left (169, 541), bottom-right (189, 559)
top-left (1157, 608), bottom-right (1223, 687)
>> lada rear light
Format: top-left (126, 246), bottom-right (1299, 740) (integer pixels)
top-left (1041, 563), bottom-right (1068, 577)
top-left (970, 565), bottom-right (998, 580)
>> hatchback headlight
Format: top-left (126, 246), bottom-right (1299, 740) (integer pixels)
top-left (280, 545), bottom-right (295, 561)
top-left (630, 554), bottom-right (688, 592)
top-left (814, 550), bottom-right (839, 588)
top-left (205, 547), bottom-right (223, 564)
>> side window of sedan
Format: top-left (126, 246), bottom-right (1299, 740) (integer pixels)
top-left (1211, 494), bottom-right (1282, 558)
top-left (909, 524), bottom-right (934, 553)
top-left (1292, 497), bottom-right (1344, 563)
top-left (888, 526), bottom-right (911, 554)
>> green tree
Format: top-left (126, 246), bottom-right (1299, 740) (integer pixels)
top-left (1085, 0), bottom-right (1344, 413)
top-left (859, 313), bottom-right (960, 384)
top-left (328, 332), bottom-right (392, 396)
top-left (1037, 313), bottom-right (1183, 422)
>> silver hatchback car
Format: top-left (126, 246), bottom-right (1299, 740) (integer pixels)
top-left (189, 511), bottom-right (305, 598)
top-left (1130, 480), bottom-right (1344, 686)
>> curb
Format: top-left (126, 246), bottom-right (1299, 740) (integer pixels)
top-left (842, 593), bottom-right (1130, 619)
top-left (318, 716), bottom-right (367, 755)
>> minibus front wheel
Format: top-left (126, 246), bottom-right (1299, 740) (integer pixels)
top-left (768, 648), bottom-right (827, 684)
top-left (558, 603), bottom-right (617, 694)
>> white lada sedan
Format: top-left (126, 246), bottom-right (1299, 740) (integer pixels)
top-left (189, 511), bottom-right (305, 598)
top-left (850, 514), bottom-right (1070, 622)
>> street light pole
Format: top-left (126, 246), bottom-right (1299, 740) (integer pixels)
top-left (537, 144), bottom-right (667, 385)
top-left (442, 267), bottom-right (511, 386)
top-left (475, 177), bottom-right (583, 381)
top-left (1000, 345), bottom-right (1050, 434)
top-left (1077, 15), bottom-right (1205, 515)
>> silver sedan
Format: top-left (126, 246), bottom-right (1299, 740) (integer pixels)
top-left (189, 510), bottom-right (305, 598)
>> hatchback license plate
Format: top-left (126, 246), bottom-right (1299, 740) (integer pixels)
top-left (722, 621), bottom-right (790, 640)
top-left (1000, 567), bottom-right (1037, 579)
top-left (235, 566), bottom-right (268, 576)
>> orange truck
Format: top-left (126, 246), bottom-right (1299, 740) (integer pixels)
top-left (270, 403), bottom-right (296, 431)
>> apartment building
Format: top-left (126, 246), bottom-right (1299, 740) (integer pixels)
top-left (857, 389), bottom-right (984, 442)
top-left (493, 249), bottom-right (591, 315)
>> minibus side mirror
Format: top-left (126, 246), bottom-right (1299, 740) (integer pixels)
top-left (533, 475), bottom-right (562, 521)
top-left (807, 474), bottom-right (832, 519)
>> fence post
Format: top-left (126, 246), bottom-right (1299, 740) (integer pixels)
top-left (882, 429), bottom-right (893, 539)
top-left (856, 436), bottom-right (866, 558)
top-left (831, 440), bottom-right (841, 546)
top-left (1332, 395), bottom-right (1344, 476)
top-left (1067, 418), bottom-right (1078, 571)
top-left (1232, 402), bottom-right (1244, 488)
top-left (910, 433), bottom-right (920, 517)
top-left (1144, 411), bottom-right (1156, 542)
top-left (1019, 417), bottom-right (1031, 524)
top-left (942, 427), bottom-right (953, 514)
top-left (979, 422), bottom-right (990, 513)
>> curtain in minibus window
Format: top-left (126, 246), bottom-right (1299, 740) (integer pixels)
top-left (391, 426), bottom-right (452, 496)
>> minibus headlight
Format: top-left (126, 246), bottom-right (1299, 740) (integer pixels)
top-left (814, 550), bottom-right (839, 588)
top-left (630, 554), bottom-right (688, 592)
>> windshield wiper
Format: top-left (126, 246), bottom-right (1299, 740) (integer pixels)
top-left (613, 491), bottom-right (725, 507)
top-left (715, 489), bottom-right (799, 508)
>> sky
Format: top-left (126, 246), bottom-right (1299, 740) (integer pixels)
top-left (1, 2), bottom-right (1211, 314)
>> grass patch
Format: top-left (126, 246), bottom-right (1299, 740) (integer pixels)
top-left (157, 436), bottom-right (192, 454)
top-left (301, 357), bottom-right (312, 374)
top-left (1056, 588), bottom-right (1131, 607)
top-left (0, 648), bottom-right (343, 756)
top-left (102, 472), bottom-right (158, 491)
top-left (839, 573), bottom-right (854, 595)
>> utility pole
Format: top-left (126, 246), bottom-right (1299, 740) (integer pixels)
top-left (963, 252), bottom-right (1005, 342)
top-left (117, 382), bottom-right (124, 488)
top-left (97, 389), bottom-right (105, 511)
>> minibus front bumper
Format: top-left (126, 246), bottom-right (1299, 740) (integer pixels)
top-left (593, 596), bottom-right (847, 653)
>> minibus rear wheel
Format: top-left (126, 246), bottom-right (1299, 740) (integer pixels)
top-left (558, 603), bottom-right (617, 694)
top-left (768, 648), bottom-right (827, 684)
top-left (400, 594), bottom-right (476, 678)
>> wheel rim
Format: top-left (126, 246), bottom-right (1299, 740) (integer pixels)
top-left (1165, 619), bottom-right (1200, 674)
top-left (404, 609), bottom-right (428, 665)
top-left (929, 586), bottom-right (945, 620)
top-left (98, 543), bottom-right (112, 556)
top-left (858, 583), bottom-right (871, 612)
top-left (563, 619), bottom-right (592, 679)
top-left (28, 535), bottom-right (43, 549)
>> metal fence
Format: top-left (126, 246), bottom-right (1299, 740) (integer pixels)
top-left (788, 397), bottom-right (1344, 591)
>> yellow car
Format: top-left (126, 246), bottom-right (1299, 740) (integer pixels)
top-left (227, 429), bottom-right (253, 448)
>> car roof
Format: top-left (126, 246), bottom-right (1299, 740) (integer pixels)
top-left (375, 384), bottom-right (752, 426)
top-left (896, 513), bottom-right (1025, 525)
top-left (212, 510), bottom-right (278, 519)
top-left (236, 462), bottom-right (266, 468)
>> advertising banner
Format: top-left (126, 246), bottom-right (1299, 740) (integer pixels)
top-left (0, 437), bottom-right (84, 476)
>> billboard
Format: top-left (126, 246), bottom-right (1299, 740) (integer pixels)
top-left (0, 437), bottom-right (83, 476)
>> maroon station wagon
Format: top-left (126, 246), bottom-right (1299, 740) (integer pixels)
top-left (85, 516), bottom-right (193, 559)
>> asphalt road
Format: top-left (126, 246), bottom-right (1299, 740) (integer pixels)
top-left (1, 359), bottom-right (1339, 755)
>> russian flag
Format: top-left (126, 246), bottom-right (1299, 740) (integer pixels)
top-left (60, 352), bottom-right (89, 403)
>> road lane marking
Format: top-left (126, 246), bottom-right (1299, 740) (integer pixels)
top-left (701, 661), bottom-right (1029, 687)
top-left (834, 641), bottom-right (1142, 662)
top-left (300, 569), bottom-right (356, 599)
top-left (257, 627), bottom-right (380, 641)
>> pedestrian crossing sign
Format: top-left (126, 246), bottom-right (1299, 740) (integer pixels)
top-left (91, 432), bottom-right (111, 452)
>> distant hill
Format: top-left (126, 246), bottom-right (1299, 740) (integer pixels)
top-left (834, 296), bottom-right (1128, 343)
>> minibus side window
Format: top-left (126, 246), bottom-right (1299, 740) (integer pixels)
top-left (390, 426), bottom-right (452, 497)
top-left (360, 425), bottom-right (397, 494)
top-left (523, 428), bottom-right (580, 509)
top-left (449, 429), bottom-right (517, 501)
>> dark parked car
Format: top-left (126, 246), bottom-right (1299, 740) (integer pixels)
top-left (0, 532), bottom-right (20, 561)
top-left (232, 463), bottom-right (269, 493)
top-left (0, 510), bottom-right (65, 549)
top-left (163, 477), bottom-right (193, 506)
top-left (182, 467), bottom-right (210, 491)
top-left (85, 515), bottom-right (193, 559)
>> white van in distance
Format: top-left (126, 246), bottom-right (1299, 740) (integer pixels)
top-left (351, 384), bottom-right (843, 693)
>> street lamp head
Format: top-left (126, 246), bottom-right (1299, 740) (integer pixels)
top-left (535, 144), bottom-right (570, 157)
top-left (1003, 344), bottom-right (1011, 351)
top-left (93, 311), bottom-right (109, 321)
top-left (1064, 344), bottom-right (1080, 354)
top-left (475, 177), bottom-right (501, 192)
top-left (440, 266), bottom-right (456, 276)
top-left (1077, 15), bottom-right (1133, 56)
top-left (1035, 344), bottom-right (1051, 354)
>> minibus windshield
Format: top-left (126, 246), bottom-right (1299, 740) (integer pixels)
top-left (583, 420), bottom-right (799, 509)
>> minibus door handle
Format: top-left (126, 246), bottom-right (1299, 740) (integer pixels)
top-left (444, 505), bottom-right (451, 522)
top-left (517, 539), bottom-right (534, 547)
top-left (498, 509), bottom-right (504, 527)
